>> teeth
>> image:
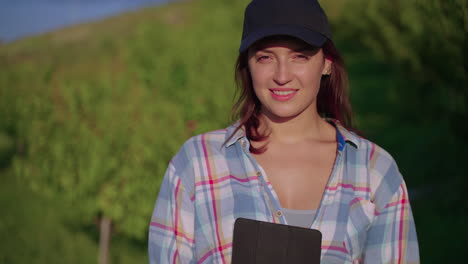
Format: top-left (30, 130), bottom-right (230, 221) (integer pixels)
top-left (272, 90), bottom-right (295, 96)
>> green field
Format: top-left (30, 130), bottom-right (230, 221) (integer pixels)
top-left (1, 0), bottom-right (466, 263)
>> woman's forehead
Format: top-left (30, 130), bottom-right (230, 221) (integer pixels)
top-left (249, 35), bottom-right (318, 52)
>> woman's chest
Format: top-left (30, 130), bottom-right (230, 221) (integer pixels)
top-left (192, 175), bottom-right (374, 263)
top-left (190, 142), bottom-right (373, 263)
top-left (252, 145), bottom-right (336, 210)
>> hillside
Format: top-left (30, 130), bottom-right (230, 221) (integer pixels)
top-left (1, 0), bottom-right (249, 262)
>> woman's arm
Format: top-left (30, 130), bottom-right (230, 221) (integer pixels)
top-left (363, 179), bottom-right (420, 263)
top-left (149, 163), bottom-right (195, 264)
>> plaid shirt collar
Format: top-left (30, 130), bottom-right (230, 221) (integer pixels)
top-left (224, 119), bottom-right (360, 151)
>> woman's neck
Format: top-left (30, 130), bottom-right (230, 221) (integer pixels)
top-left (258, 110), bottom-right (335, 144)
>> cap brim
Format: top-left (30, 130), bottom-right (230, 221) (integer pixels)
top-left (239, 25), bottom-right (327, 53)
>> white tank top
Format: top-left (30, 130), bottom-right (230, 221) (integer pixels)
top-left (283, 208), bottom-right (317, 228)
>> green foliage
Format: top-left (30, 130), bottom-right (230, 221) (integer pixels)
top-left (341, 0), bottom-right (466, 83)
top-left (336, 0), bottom-right (467, 184)
top-left (0, 0), bottom-right (251, 249)
top-left (334, 1), bottom-right (467, 262)
top-left (0, 170), bottom-right (97, 264)
top-left (339, 0), bottom-right (466, 122)
top-left (0, 168), bottom-right (147, 264)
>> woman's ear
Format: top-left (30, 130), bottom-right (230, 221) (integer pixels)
top-left (322, 58), bottom-right (333, 75)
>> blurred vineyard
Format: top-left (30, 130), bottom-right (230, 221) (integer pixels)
top-left (0, 0), bottom-right (466, 263)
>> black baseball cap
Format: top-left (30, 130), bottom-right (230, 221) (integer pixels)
top-left (239, 0), bottom-right (332, 53)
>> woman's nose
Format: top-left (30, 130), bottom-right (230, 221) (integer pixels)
top-left (273, 61), bottom-right (292, 85)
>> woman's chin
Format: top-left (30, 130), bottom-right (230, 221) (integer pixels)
top-left (261, 109), bottom-right (303, 123)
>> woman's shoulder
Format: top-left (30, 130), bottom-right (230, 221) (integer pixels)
top-left (172, 123), bottom-right (241, 162)
top-left (335, 123), bottom-right (398, 169)
top-left (183, 124), bottom-right (238, 150)
top-left (336, 124), bottom-right (405, 201)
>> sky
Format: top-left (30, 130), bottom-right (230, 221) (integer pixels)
top-left (0, 0), bottom-right (170, 42)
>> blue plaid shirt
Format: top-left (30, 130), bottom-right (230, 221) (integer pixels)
top-left (149, 122), bottom-right (420, 263)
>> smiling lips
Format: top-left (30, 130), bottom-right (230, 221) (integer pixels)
top-left (269, 88), bottom-right (298, 101)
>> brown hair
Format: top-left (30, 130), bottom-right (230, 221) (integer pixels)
top-left (230, 38), bottom-right (354, 153)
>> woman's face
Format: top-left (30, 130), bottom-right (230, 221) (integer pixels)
top-left (247, 36), bottom-right (331, 122)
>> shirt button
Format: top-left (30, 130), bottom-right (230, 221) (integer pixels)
top-left (275, 211), bottom-right (283, 217)
top-left (256, 171), bottom-right (262, 177)
top-left (241, 140), bottom-right (247, 148)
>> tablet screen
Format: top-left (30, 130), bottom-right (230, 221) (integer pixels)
top-left (232, 218), bottom-right (322, 264)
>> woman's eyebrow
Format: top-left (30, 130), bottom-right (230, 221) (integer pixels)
top-left (251, 45), bottom-right (319, 54)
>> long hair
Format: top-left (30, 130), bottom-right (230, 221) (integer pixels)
top-left (230, 39), bottom-right (354, 153)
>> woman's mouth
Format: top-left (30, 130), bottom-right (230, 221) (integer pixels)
top-left (269, 89), bottom-right (298, 101)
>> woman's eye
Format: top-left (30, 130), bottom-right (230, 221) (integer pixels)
top-left (294, 54), bottom-right (309, 61)
top-left (257, 55), bottom-right (271, 62)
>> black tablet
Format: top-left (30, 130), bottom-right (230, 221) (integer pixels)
top-left (232, 218), bottom-right (322, 264)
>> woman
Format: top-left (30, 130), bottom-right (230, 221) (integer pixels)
top-left (149, 0), bottom-right (419, 263)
